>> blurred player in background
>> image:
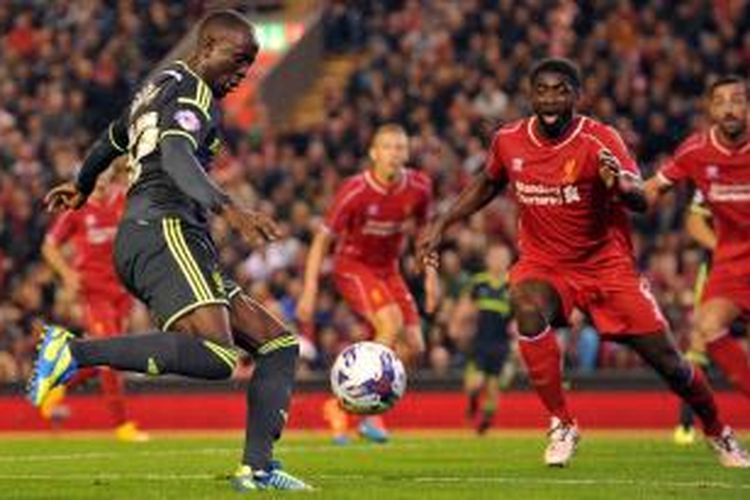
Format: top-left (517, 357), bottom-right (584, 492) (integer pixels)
top-left (459, 243), bottom-right (516, 435)
top-left (419, 58), bottom-right (749, 468)
top-left (41, 162), bottom-right (148, 442)
top-left (28, 11), bottom-right (310, 491)
top-left (645, 76), bottom-right (750, 445)
top-left (297, 123), bottom-right (438, 444)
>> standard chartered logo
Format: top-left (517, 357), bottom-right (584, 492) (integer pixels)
top-left (515, 181), bottom-right (581, 205)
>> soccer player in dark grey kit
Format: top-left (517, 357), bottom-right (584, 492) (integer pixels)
top-left (29, 10), bottom-right (310, 491)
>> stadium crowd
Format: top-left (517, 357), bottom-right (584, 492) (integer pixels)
top-left (1, 0), bottom-right (750, 382)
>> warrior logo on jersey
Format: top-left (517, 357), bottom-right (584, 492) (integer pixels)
top-left (511, 157), bottom-right (524, 172)
top-left (706, 165), bottom-right (719, 179)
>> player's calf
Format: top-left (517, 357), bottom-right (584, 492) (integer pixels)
top-left (69, 331), bottom-right (239, 380)
top-left (241, 333), bottom-right (298, 470)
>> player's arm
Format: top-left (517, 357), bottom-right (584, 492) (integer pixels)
top-left (644, 144), bottom-right (692, 207)
top-left (42, 215), bottom-right (79, 294)
top-left (296, 229), bottom-right (334, 323)
top-left (643, 175), bottom-right (673, 207)
top-left (685, 192), bottom-right (716, 251)
top-left (44, 118), bottom-right (128, 212)
top-left (417, 171), bottom-right (504, 269)
top-left (595, 126), bottom-right (647, 213)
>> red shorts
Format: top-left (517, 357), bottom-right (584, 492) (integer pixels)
top-left (510, 259), bottom-right (667, 336)
top-left (702, 265), bottom-right (750, 312)
top-left (333, 259), bottom-right (420, 327)
top-left (81, 290), bottom-right (133, 337)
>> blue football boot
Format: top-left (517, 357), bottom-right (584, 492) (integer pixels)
top-left (27, 324), bottom-right (78, 407)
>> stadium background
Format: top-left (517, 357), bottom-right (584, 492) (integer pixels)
top-left (0, 0), bottom-right (749, 431)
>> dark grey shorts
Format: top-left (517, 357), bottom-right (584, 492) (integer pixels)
top-left (114, 217), bottom-right (241, 330)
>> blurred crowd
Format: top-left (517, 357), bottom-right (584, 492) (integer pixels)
top-left (2, 0), bottom-right (750, 382)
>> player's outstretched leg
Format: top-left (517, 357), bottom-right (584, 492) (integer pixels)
top-left (228, 292), bottom-right (311, 491)
top-left (625, 333), bottom-right (750, 468)
top-left (511, 280), bottom-right (579, 466)
top-left (28, 313), bottom-right (239, 407)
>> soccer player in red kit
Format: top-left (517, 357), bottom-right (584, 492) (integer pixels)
top-left (297, 124), bottom-right (437, 443)
top-left (418, 59), bottom-right (748, 468)
top-left (647, 76), bottom-right (750, 414)
top-left (42, 167), bottom-right (148, 442)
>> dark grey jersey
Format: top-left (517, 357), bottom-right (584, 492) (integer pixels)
top-left (109, 61), bottom-right (223, 228)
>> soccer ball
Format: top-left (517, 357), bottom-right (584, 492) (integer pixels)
top-left (330, 341), bottom-right (407, 415)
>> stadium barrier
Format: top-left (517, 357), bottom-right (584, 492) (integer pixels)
top-left (2, 372), bottom-right (748, 431)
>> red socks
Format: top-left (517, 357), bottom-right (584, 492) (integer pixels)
top-left (707, 333), bottom-right (750, 399)
top-left (518, 327), bottom-right (573, 424)
top-left (99, 368), bottom-right (128, 426)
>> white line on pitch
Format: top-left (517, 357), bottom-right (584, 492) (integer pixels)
top-left (0, 442), bottom-right (419, 463)
top-left (0, 473), bottom-right (747, 492)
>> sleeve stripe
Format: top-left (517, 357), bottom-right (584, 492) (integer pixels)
top-left (177, 80), bottom-right (212, 120)
top-left (108, 123), bottom-right (127, 152)
top-left (160, 129), bottom-right (198, 150)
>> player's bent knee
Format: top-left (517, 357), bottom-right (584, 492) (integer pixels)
top-left (201, 339), bottom-right (240, 379)
top-left (513, 303), bottom-right (547, 337)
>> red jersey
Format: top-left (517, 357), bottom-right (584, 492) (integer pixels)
top-left (485, 115), bottom-right (639, 268)
top-left (659, 127), bottom-right (750, 268)
top-left (46, 189), bottom-right (127, 297)
top-left (323, 169), bottom-right (433, 270)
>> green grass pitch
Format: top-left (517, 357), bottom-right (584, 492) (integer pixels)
top-left (0, 430), bottom-right (748, 499)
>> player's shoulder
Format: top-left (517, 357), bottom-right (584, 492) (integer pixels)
top-left (487, 118), bottom-right (529, 153)
top-left (158, 61), bottom-right (215, 116)
top-left (337, 172), bottom-right (368, 195)
top-left (405, 168), bottom-right (433, 192)
top-left (580, 116), bottom-right (620, 138)
top-left (494, 118), bottom-right (528, 138)
top-left (673, 130), bottom-right (710, 160)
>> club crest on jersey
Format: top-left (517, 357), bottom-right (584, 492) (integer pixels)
top-left (561, 158), bottom-right (579, 183)
top-left (705, 165), bottom-right (719, 179)
top-left (175, 110), bottom-right (201, 132)
top-left (511, 158), bottom-right (524, 172)
top-left (367, 204), bottom-right (379, 215)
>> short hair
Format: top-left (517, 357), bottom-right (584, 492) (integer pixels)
top-left (708, 75), bottom-right (748, 97)
top-left (372, 123), bottom-right (408, 145)
top-left (198, 10), bottom-right (255, 43)
top-left (530, 58), bottom-right (581, 91)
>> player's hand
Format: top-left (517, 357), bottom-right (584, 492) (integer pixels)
top-left (424, 265), bottom-right (441, 314)
top-left (416, 222), bottom-right (443, 273)
top-left (598, 149), bottom-right (620, 189)
top-left (223, 205), bottom-right (281, 247)
top-left (44, 182), bottom-right (87, 212)
top-left (295, 290), bottom-right (316, 324)
top-left (599, 149), bottom-right (643, 194)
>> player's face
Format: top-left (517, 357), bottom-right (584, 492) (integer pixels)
top-left (370, 131), bottom-right (409, 179)
top-left (709, 83), bottom-right (748, 140)
top-left (486, 246), bottom-right (511, 275)
top-left (530, 71), bottom-right (577, 137)
top-left (204, 30), bottom-right (258, 98)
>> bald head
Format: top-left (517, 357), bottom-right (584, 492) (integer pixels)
top-left (192, 10), bottom-right (259, 98)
